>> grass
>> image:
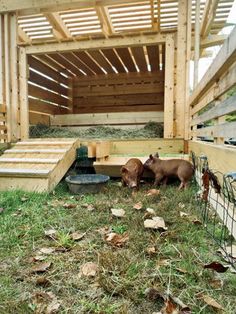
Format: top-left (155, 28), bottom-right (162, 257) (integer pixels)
top-left (0, 181), bottom-right (236, 313)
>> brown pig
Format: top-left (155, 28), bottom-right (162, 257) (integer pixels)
top-left (121, 158), bottom-right (144, 190)
top-left (144, 153), bottom-right (194, 189)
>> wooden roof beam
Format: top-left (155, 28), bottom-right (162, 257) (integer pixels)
top-left (18, 26), bottom-right (31, 44)
top-left (44, 12), bottom-right (71, 40)
top-left (96, 5), bottom-right (114, 37)
top-left (25, 32), bottom-right (166, 55)
top-left (200, 0), bottom-right (220, 39)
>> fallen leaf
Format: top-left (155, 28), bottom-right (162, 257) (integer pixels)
top-left (144, 216), bottom-right (167, 230)
top-left (21, 197), bottom-right (28, 202)
top-left (63, 203), bottom-right (77, 209)
top-left (146, 189), bottom-right (160, 197)
top-left (81, 203), bottom-right (89, 208)
top-left (133, 202), bottom-right (143, 210)
top-left (179, 211), bottom-right (189, 218)
top-left (44, 229), bottom-right (57, 239)
top-left (36, 277), bottom-right (51, 287)
top-left (46, 300), bottom-right (61, 313)
top-left (79, 262), bottom-right (98, 277)
top-left (176, 267), bottom-right (188, 274)
top-left (162, 299), bottom-right (179, 314)
top-left (0, 208), bottom-right (5, 214)
top-left (198, 293), bottom-right (224, 310)
top-left (146, 208), bottom-right (156, 215)
top-left (70, 232), bottom-right (86, 241)
top-left (209, 278), bottom-right (223, 289)
top-left (105, 232), bottom-right (129, 247)
top-left (31, 255), bottom-right (47, 262)
top-left (39, 247), bottom-right (55, 255)
top-left (192, 218), bottom-right (202, 225)
top-left (204, 261), bottom-right (229, 273)
top-left (178, 202), bottom-right (185, 209)
top-left (157, 259), bottom-right (170, 267)
top-left (31, 262), bottom-right (52, 273)
top-left (87, 204), bottom-right (95, 211)
top-left (146, 246), bottom-right (158, 255)
top-left (111, 208), bottom-right (125, 218)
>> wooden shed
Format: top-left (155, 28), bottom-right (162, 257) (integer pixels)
top-left (0, 0), bottom-right (236, 191)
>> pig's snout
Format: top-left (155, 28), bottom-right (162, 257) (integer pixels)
top-left (128, 181), bottom-right (137, 188)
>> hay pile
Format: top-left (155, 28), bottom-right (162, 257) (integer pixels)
top-left (30, 121), bottom-right (163, 139)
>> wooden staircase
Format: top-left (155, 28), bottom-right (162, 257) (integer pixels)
top-left (0, 138), bottom-right (80, 192)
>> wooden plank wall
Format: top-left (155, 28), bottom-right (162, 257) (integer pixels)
top-left (28, 55), bottom-right (72, 124)
top-left (189, 26), bottom-right (236, 146)
top-left (72, 71), bottom-right (164, 114)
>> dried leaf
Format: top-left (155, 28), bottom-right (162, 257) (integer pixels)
top-left (31, 262), bottom-right (52, 273)
top-left (63, 203), bottom-right (77, 209)
top-left (111, 208), bottom-right (125, 217)
top-left (144, 216), bottom-right (167, 230)
top-left (146, 208), bottom-right (156, 215)
top-left (39, 247), bottom-right (55, 255)
top-left (44, 229), bottom-right (57, 239)
top-left (46, 300), bottom-right (61, 313)
top-left (199, 294), bottom-right (224, 310)
top-left (79, 262), bottom-right (98, 277)
top-left (87, 204), bottom-right (95, 211)
top-left (179, 211), bottom-right (189, 218)
top-left (105, 232), bottom-right (129, 247)
top-left (133, 202), bottom-right (143, 210)
top-left (0, 207), bottom-right (5, 214)
top-left (178, 203), bottom-right (185, 209)
top-left (21, 197), bottom-right (28, 202)
top-left (209, 278), bottom-right (223, 289)
top-left (192, 218), bottom-right (202, 225)
top-left (31, 255), bottom-right (47, 262)
top-left (146, 189), bottom-right (160, 197)
top-left (162, 299), bottom-right (179, 314)
top-left (157, 259), bottom-right (170, 267)
top-left (176, 267), bottom-right (188, 274)
top-left (146, 246), bottom-right (158, 255)
top-left (70, 232), bottom-right (86, 241)
top-left (204, 261), bottom-right (229, 273)
top-left (36, 277), bottom-right (51, 287)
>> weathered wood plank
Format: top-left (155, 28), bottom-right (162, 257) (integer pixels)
top-left (192, 121), bottom-right (236, 138)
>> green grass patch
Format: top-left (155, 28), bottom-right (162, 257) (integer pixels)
top-left (0, 181), bottom-right (235, 313)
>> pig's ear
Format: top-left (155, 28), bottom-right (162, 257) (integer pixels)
top-left (154, 152), bottom-right (159, 158)
top-left (149, 154), bottom-right (153, 160)
top-left (121, 166), bottom-right (128, 173)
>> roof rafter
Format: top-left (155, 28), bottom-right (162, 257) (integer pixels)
top-left (200, 0), bottom-right (220, 38)
top-left (44, 12), bottom-right (71, 40)
top-left (95, 5), bottom-right (114, 37)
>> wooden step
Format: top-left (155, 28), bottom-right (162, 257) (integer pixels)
top-left (0, 158), bottom-right (60, 164)
top-left (15, 141), bottom-right (75, 146)
top-left (5, 148), bottom-right (68, 153)
top-left (0, 168), bottom-right (50, 177)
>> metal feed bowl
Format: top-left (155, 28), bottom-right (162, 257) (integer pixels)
top-left (65, 174), bottom-right (110, 194)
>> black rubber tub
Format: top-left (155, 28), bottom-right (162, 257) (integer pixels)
top-left (65, 174), bottom-right (110, 194)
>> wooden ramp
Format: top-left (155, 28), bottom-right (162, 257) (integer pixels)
top-left (0, 138), bottom-right (79, 192)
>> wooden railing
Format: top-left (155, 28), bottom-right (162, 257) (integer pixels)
top-left (189, 26), bottom-right (236, 146)
top-left (0, 104), bottom-right (7, 142)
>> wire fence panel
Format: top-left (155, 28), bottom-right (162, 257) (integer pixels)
top-left (191, 151), bottom-right (236, 269)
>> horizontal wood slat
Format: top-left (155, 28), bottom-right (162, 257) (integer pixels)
top-left (191, 94), bottom-right (236, 126)
top-left (192, 121), bottom-right (236, 138)
top-left (29, 98), bottom-right (69, 115)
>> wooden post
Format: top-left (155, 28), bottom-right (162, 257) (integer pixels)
top-left (9, 12), bottom-right (19, 140)
top-left (19, 47), bottom-right (29, 139)
top-left (184, 0), bottom-right (192, 141)
top-left (67, 77), bottom-right (73, 113)
top-left (0, 14), bottom-right (4, 107)
top-left (175, 0), bottom-right (188, 138)
top-left (193, 0), bottom-right (200, 88)
top-left (164, 34), bottom-right (174, 138)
